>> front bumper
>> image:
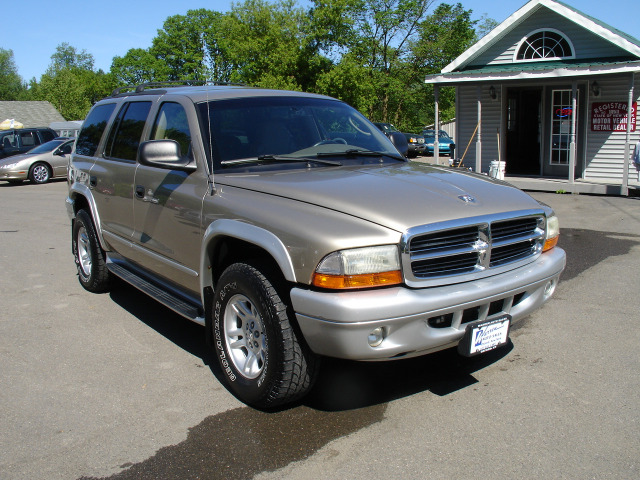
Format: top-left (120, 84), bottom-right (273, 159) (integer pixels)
top-left (0, 169), bottom-right (29, 181)
top-left (408, 144), bottom-right (426, 155)
top-left (291, 247), bottom-right (565, 361)
top-left (426, 144), bottom-right (452, 155)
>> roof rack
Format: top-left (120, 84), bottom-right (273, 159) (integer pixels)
top-left (110, 80), bottom-right (246, 97)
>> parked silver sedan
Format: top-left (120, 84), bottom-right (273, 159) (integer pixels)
top-left (0, 138), bottom-right (74, 184)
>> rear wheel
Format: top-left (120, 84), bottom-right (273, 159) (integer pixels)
top-left (212, 262), bottom-right (318, 408)
top-left (29, 162), bottom-right (51, 184)
top-left (72, 209), bottom-right (111, 292)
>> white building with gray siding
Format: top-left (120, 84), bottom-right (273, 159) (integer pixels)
top-left (425, 0), bottom-right (640, 195)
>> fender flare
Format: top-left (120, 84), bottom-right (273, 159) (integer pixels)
top-left (67, 182), bottom-right (109, 252)
top-left (200, 219), bottom-right (297, 295)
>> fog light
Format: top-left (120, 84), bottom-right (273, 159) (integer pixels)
top-left (368, 327), bottom-right (385, 347)
top-left (544, 279), bottom-right (557, 299)
top-left (427, 313), bottom-right (453, 328)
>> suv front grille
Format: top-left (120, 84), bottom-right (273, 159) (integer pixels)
top-left (404, 212), bottom-right (545, 283)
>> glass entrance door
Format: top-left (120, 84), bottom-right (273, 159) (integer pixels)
top-left (550, 89), bottom-right (578, 167)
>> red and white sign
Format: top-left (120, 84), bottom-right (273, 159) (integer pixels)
top-left (591, 101), bottom-right (637, 132)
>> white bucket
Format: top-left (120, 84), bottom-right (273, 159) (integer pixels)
top-left (489, 160), bottom-right (506, 180)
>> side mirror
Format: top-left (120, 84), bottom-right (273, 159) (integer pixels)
top-left (388, 131), bottom-right (409, 158)
top-left (138, 140), bottom-right (196, 172)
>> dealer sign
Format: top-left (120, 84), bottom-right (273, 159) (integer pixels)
top-left (591, 101), bottom-right (637, 132)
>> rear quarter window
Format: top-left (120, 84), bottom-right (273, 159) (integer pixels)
top-left (75, 103), bottom-right (117, 156)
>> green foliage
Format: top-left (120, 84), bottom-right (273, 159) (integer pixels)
top-left (111, 48), bottom-right (169, 85)
top-left (12, 1), bottom-right (489, 128)
top-left (0, 48), bottom-right (26, 100)
top-left (29, 43), bottom-right (116, 120)
top-left (47, 43), bottom-right (94, 75)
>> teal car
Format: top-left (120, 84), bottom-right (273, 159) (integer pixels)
top-left (422, 129), bottom-right (455, 156)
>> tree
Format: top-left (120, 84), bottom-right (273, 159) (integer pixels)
top-left (0, 48), bottom-right (26, 100)
top-left (47, 43), bottom-right (94, 75)
top-left (311, 0), bottom-right (435, 129)
top-left (111, 48), bottom-right (170, 85)
top-left (410, 3), bottom-right (479, 125)
top-left (150, 9), bottom-right (227, 81)
top-left (33, 43), bottom-right (114, 119)
top-left (412, 3), bottom-right (477, 74)
top-left (38, 69), bottom-right (90, 120)
top-left (222, 0), bottom-right (329, 90)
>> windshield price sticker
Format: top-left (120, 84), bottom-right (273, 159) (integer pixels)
top-left (459, 315), bottom-right (511, 357)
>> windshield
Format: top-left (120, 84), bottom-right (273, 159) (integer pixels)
top-left (198, 96), bottom-right (401, 171)
top-left (422, 130), bottom-right (450, 140)
top-left (27, 139), bottom-right (66, 154)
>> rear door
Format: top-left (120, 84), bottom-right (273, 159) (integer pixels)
top-left (91, 100), bottom-right (152, 255)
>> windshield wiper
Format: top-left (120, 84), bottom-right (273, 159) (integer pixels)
top-left (316, 149), bottom-right (406, 162)
top-left (221, 154), bottom-right (342, 166)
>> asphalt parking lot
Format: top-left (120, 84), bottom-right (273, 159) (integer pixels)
top-left (1, 179), bottom-right (639, 480)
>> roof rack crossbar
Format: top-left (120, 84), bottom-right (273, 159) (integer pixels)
top-left (110, 80), bottom-right (245, 97)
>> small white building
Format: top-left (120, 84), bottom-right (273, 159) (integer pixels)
top-left (425, 0), bottom-right (640, 195)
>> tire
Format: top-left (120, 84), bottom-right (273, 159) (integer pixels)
top-left (72, 209), bottom-right (111, 293)
top-left (212, 263), bottom-right (318, 408)
top-left (29, 162), bottom-right (51, 184)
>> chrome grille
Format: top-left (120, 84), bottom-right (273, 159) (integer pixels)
top-left (403, 211), bottom-right (545, 285)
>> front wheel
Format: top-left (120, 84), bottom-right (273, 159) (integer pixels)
top-left (212, 263), bottom-right (318, 408)
top-left (29, 162), bottom-right (51, 184)
top-left (72, 209), bottom-right (111, 292)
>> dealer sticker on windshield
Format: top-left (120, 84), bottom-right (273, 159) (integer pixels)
top-left (458, 315), bottom-right (511, 357)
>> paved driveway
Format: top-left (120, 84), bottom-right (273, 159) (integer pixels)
top-left (1, 180), bottom-right (639, 480)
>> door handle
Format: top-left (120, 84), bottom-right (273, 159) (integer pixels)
top-left (135, 185), bottom-right (145, 198)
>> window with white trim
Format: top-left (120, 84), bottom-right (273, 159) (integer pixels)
top-left (550, 89), bottom-right (577, 165)
top-left (516, 29), bottom-right (574, 61)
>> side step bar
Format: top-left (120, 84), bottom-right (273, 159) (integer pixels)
top-left (107, 262), bottom-right (206, 326)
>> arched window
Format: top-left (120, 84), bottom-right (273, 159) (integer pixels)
top-left (515, 29), bottom-right (574, 61)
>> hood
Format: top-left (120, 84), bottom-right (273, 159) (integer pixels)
top-left (215, 162), bottom-right (543, 233)
top-left (0, 153), bottom-right (33, 164)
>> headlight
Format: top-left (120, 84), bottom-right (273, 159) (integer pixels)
top-left (543, 215), bottom-right (560, 252)
top-left (312, 245), bottom-right (402, 289)
top-left (1, 162), bottom-right (19, 169)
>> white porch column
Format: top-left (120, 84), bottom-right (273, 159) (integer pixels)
top-left (569, 80), bottom-right (577, 184)
top-left (476, 86), bottom-right (482, 173)
top-left (622, 72), bottom-right (635, 196)
top-left (434, 85), bottom-right (440, 165)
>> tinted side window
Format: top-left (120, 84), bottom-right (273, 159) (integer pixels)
top-left (76, 103), bottom-right (117, 156)
top-left (60, 142), bottom-right (73, 155)
top-left (105, 102), bottom-right (152, 161)
top-left (40, 130), bottom-right (55, 143)
top-left (150, 102), bottom-right (193, 160)
top-left (19, 131), bottom-right (38, 147)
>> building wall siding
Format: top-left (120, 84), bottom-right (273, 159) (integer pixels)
top-left (456, 86), bottom-right (502, 172)
top-left (472, 8), bottom-right (631, 67)
top-left (584, 73), bottom-right (640, 181)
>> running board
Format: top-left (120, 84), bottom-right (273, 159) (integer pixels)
top-left (107, 262), bottom-right (206, 326)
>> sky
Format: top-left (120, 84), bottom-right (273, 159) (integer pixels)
top-left (3, 0), bottom-right (640, 82)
